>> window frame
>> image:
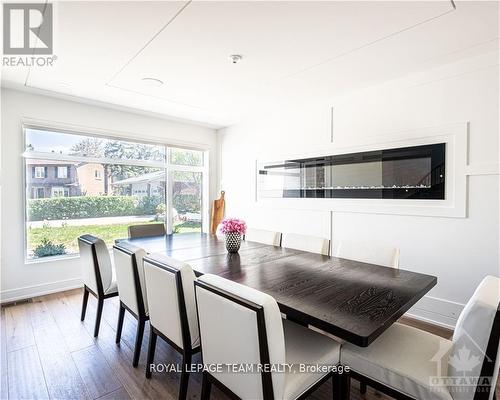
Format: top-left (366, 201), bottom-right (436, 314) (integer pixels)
top-left (57, 166), bottom-right (68, 179)
top-left (22, 123), bottom-right (210, 263)
top-left (32, 187), bottom-right (45, 199)
top-left (51, 186), bottom-right (68, 197)
top-left (34, 166), bottom-right (45, 178)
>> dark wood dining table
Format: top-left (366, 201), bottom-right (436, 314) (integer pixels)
top-left (116, 233), bottom-right (436, 347)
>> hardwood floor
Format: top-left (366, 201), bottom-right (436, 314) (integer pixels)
top-left (1, 288), bottom-right (498, 400)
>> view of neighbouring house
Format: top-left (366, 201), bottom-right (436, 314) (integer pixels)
top-left (26, 159), bottom-right (106, 198)
top-left (112, 170), bottom-right (203, 222)
top-left (23, 129), bottom-right (206, 258)
top-left (111, 170), bottom-right (165, 198)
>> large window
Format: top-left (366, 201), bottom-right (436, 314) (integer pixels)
top-left (24, 127), bottom-right (208, 260)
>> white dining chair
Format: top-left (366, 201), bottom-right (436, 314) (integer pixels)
top-left (281, 233), bottom-right (330, 256)
top-left (78, 234), bottom-right (118, 337)
top-left (245, 228), bottom-right (282, 246)
top-left (143, 253), bottom-right (200, 400)
top-left (334, 240), bottom-right (400, 268)
top-left (113, 243), bottom-right (149, 367)
top-left (340, 275), bottom-right (500, 400)
top-left (194, 273), bottom-right (341, 400)
top-left (334, 240), bottom-right (400, 394)
top-left (128, 223), bottom-right (166, 238)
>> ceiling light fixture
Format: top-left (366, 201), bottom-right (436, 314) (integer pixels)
top-left (141, 77), bottom-right (164, 87)
top-left (228, 54), bottom-right (243, 64)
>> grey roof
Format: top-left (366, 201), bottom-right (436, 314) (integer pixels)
top-left (112, 170), bottom-right (165, 185)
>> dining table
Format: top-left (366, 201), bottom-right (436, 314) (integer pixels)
top-left (116, 233), bottom-right (437, 347)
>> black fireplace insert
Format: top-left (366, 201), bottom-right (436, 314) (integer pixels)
top-left (258, 143), bottom-right (445, 200)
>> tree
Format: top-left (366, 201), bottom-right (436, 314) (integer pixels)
top-left (70, 138), bottom-right (104, 157)
top-left (172, 171), bottom-right (202, 213)
top-left (104, 140), bottom-right (164, 195)
top-left (170, 148), bottom-right (202, 166)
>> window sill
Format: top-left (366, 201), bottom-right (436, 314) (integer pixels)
top-left (25, 253), bottom-right (80, 265)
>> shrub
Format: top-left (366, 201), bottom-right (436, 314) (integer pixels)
top-left (27, 195), bottom-right (151, 221)
top-left (173, 194), bottom-right (201, 214)
top-left (155, 203), bottom-right (166, 222)
top-left (155, 203), bottom-right (166, 215)
top-left (136, 195), bottom-right (163, 215)
top-left (33, 238), bottom-right (66, 258)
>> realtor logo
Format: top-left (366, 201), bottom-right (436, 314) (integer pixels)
top-left (430, 329), bottom-right (494, 398)
top-left (3, 3), bottom-right (53, 54)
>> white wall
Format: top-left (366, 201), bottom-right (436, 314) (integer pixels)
top-left (0, 88), bottom-right (217, 302)
top-left (218, 50), bottom-right (499, 328)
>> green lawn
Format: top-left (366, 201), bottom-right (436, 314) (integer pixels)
top-left (28, 220), bottom-right (201, 257)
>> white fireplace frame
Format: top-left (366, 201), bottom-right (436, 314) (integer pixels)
top-left (255, 123), bottom-right (468, 218)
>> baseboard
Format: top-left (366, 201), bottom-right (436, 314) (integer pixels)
top-left (0, 278), bottom-right (83, 304)
top-left (405, 295), bottom-right (464, 330)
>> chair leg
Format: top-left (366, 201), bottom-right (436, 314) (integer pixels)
top-left (80, 287), bottom-right (89, 321)
top-left (332, 373), bottom-right (342, 399)
top-left (340, 370), bottom-right (351, 400)
top-left (360, 381), bottom-right (367, 395)
top-left (201, 371), bottom-right (212, 400)
top-left (115, 303), bottom-right (126, 344)
top-left (179, 351), bottom-right (192, 400)
top-left (132, 318), bottom-right (146, 367)
top-left (145, 329), bottom-right (157, 379)
top-left (94, 298), bottom-right (104, 337)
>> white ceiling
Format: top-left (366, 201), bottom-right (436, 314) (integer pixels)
top-left (2, 1), bottom-right (499, 128)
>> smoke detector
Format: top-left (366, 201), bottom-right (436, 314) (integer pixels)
top-left (228, 54), bottom-right (243, 64)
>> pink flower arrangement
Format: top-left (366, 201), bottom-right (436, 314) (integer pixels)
top-left (219, 218), bottom-right (247, 235)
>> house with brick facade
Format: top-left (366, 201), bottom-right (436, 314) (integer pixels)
top-left (26, 159), bottom-right (106, 198)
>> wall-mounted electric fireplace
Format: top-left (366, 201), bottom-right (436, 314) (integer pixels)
top-left (257, 143), bottom-right (445, 200)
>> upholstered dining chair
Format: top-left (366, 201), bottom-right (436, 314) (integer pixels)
top-left (334, 240), bottom-right (400, 268)
top-left (340, 275), bottom-right (500, 400)
top-left (334, 239), bottom-right (400, 394)
top-left (245, 228), bottom-right (282, 246)
top-left (281, 233), bottom-right (330, 256)
top-left (78, 234), bottom-right (118, 337)
top-left (194, 273), bottom-right (341, 400)
top-left (143, 253), bottom-right (200, 400)
top-left (128, 223), bottom-right (166, 238)
top-left (113, 243), bottom-right (149, 367)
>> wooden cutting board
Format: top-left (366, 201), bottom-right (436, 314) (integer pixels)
top-left (210, 191), bottom-right (225, 234)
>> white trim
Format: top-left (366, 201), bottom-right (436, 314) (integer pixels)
top-left (25, 254), bottom-right (80, 265)
top-left (24, 150), bottom-right (166, 169)
top-left (22, 117), bottom-right (211, 152)
top-left (57, 166), bottom-right (68, 179)
top-left (165, 151), bottom-right (174, 235)
top-left (2, 82), bottom-right (221, 130)
top-left (406, 294), bottom-right (465, 330)
top-left (22, 123), bottom-right (210, 262)
top-left (404, 311), bottom-right (456, 331)
top-left (0, 278), bottom-right (83, 304)
top-left (465, 163), bottom-right (500, 176)
top-left (34, 166), bottom-right (45, 178)
top-left (51, 186), bottom-right (69, 197)
top-left (202, 150), bottom-right (210, 233)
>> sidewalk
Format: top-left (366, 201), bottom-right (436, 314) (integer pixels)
top-left (28, 215), bottom-right (156, 228)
